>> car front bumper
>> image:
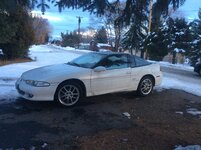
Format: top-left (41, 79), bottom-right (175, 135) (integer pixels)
top-left (15, 78), bottom-right (58, 101)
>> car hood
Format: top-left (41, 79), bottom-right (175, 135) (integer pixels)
top-left (21, 63), bottom-right (89, 81)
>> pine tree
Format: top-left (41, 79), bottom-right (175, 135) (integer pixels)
top-left (122, 24), bottom-right (147, 56)
top-left (61, 31), bottom-right (79, 47)
top-left (188, 9), bottom-right (201, 66)
top-left (94, 27), bottom-right (108, 43)
top-left (144, 23), bottom-right (170, 61)
top-left (166, 18), bottom-right (192, 64)
top-left (54, 0), bottom-right (186, 28)
top-left (0, 7), bottom-right (35, 59)
top-left (37, 0), bottom-right (50, 15)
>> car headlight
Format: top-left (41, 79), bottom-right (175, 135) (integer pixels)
top-left (25, 80), bottom-right (50, 87)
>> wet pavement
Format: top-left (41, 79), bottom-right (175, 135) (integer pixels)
top-left (0, 94), bottom-right (134, 149)
top-left (0, 90), bottom-right (200, 150)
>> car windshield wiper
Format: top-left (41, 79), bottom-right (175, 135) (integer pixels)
top-left (67, 62), bottom-right (81, 67)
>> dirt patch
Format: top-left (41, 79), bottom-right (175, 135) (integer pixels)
top-left (76, 90), bottom-right (201, 150)
top-left (0, 58), bottom-right (32, 66)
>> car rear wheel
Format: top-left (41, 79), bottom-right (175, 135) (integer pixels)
top-left (137, 76), bottom-right (154, 96)
top-left (55, 82), bottom-right (82, 106)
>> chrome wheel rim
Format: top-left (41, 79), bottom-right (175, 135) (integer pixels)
top-left (58, 85), bottom-right (80, 106)
top-left (140, 79), bottom-right (153, 95)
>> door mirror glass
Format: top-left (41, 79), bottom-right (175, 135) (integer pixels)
top-left (93, 66), bottom-right (106, 72)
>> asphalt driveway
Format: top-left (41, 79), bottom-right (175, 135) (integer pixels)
top-left (0, 89), bottom-right (201, 150)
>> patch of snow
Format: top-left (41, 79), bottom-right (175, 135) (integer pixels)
top-left (175, 31), bottom-right (184, 35)
top-left (0, 86), bottom-right (19, 104)
top-left (157, 75), bottom-right (201, 97)
top-left (149, 60), bottom-right (193, 72)
top-left (174, 48), bottom-right (185, 53)
top-left (50, 44), bottom-right (91, 53)
top-left (41, 143), bottom-right (48, 148)
top-left (192, 39), bottom-right (200, 44)
top-left (122, 112), bottom-right (131, 119)
top-left (175, 111), bottom-right (183, 115)
top-left (174, 145), bottom-right (201, 150)
top-left (97, 43), bottom-right (111, 47)
top-left (186, 108), bottom-right (201, 116)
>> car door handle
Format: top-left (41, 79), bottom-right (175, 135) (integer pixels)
top-left (126, 72), bottom-right (131, 74)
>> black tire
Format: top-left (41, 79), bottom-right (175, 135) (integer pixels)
top-left (137, 76), bottom-right (154, 96)
top-left (55, 82), bottom-right (82, 107)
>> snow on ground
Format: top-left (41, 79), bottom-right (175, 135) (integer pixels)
top-left (149, 60), bottom-right (193, 72)
top-left (0, 44), bottom-right (200, 104)
top-left (155, 73), bottom-right (201, 97)
top-left (174, 145), bottom-right (201, 150)
top-left (187, 108), bottom-right (201, 116)
top-left (0, 45), bottom-right (85, 103)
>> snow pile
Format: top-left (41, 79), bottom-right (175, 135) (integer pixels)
top-left (174, 145), bottom-right (201, 150)
top-left (50, 44), bottom-right (92, 53)
top-left (156, 75), bottom-right (201, 97)
top-left (150, 60), bottom-right (193, 72)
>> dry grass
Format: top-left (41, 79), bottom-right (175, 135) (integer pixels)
top-left (0, 58), bottom-right (32, 66)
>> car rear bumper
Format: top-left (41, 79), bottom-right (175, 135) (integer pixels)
top-left (155, 72), bottom-right (163, 86)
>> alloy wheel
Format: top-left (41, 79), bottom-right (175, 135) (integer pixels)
top-left (139, 78), bottom-right (153, 96)
top-left (58, 84), bottom-right (80, 106)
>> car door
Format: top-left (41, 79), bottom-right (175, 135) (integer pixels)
top-left (91, 54), bottom-right (132, 95)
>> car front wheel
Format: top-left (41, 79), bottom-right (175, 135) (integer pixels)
top-left (55, 82), bottom-right (82, 106)
top-left (137, 76), bottom-right (154, 96)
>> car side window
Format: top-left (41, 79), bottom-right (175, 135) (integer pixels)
top-left (134, 56), bottom-right (150, 67)
top-left (101, 55), bottom-right (128, 70)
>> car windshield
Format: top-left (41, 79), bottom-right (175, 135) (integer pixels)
top-left (67, 53), bottom-right (106, 68)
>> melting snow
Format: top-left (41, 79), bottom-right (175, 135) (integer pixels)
top-left (186, 108), bottom-right (201, 116)
top-left (174, 145), bottom-right (201, 150)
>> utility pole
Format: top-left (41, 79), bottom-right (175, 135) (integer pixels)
top-left (76, 16), bottom-right (83, 49)
top-left (145, 0), bottom-right (153, 59)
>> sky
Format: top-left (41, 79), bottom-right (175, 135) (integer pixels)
top-left (32, 0), bottom-right (201, 39)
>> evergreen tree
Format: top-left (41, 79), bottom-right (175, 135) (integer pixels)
top-left (94, 27), bottom-right (108, 43)
top-left (144, 24), bottom-right (170, 61)
top-left (37, 0), bottom-right (50, 15)
top-left (0, 12), bottom-right (19, 44)
top-left (55, 0), bottom-right (186, 25)
top-left (61, 31), bottom-right (79, 47)
top-left (0, 7), bottom-right (35, 59)
top-left (188, 9), bottom-right (201, 66)
top-left (122, 23), bottom-right (147, 56)
top-left (166, 18), bottom-right (192, 64)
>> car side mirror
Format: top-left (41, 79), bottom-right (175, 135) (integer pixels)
top-left (93, 66), bottom-right (106, 72)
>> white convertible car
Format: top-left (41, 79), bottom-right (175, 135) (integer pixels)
top-left (16, 52), bottom-right (162, 106)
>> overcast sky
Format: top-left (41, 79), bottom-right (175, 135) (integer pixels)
top-left (32, 0), bottom-right (201, 39)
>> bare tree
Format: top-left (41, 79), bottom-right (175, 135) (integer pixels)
top-left (32, 16), bottom-right (52, 44)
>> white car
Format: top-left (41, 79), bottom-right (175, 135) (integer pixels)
top-left (16, 52), bottom-right (162, 106)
